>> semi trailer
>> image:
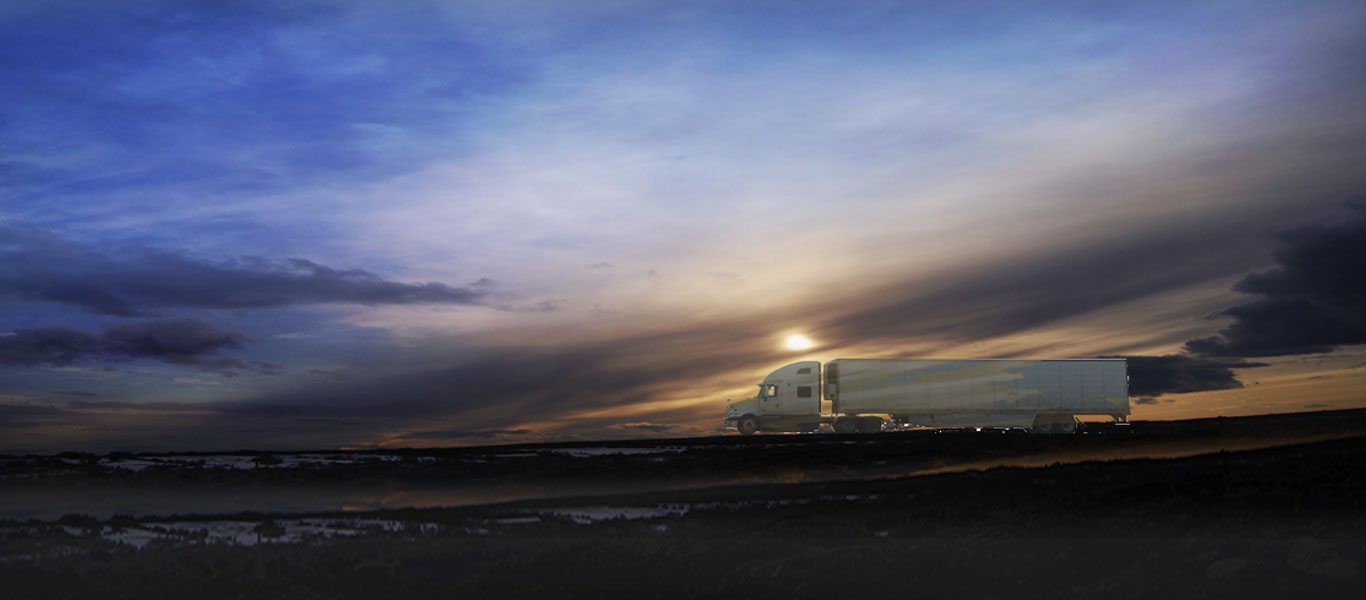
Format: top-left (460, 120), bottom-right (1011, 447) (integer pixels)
top-left (723, 358), bottom-right (1129, 435)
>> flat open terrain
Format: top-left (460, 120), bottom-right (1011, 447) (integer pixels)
top-left (3, 409), bottom-right (1364, 598)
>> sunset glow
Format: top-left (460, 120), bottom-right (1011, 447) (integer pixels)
top-left (1, 0), bottom-right (1363, 452)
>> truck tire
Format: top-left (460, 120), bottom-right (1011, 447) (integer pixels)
top-left (1032, 414), bottom-right (1077, 434)
top-left (737, 415), bottom-right (760, 436)
top-left (833, 419), bottom-right (858, 434)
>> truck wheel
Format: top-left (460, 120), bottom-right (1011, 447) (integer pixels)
top-left (834, 419), bottom-right (858, 434)
top-left (737, 415), bottom-right (760, 436)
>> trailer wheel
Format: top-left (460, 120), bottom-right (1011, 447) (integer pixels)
top-left (1032, 414), bottom-right (1077, 434)
top-left (737, 415), bottom-right (760, 436)
top-left (833, 419), bottom-right (858, 434)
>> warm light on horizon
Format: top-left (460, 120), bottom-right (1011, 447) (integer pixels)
top-left (785, 335), bottom-right (814, 351)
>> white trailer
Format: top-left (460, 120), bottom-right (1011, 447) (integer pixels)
top-left (723, 358), bottom-right (1129, 435)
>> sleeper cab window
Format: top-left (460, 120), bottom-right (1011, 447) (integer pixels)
top-left (797, 386), bottom-right (812, 398)
top-left (797, 367), bottom-right (811, 374)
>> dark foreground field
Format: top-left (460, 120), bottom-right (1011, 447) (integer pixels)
top-left (4, 409), bottom-right (1364, 598)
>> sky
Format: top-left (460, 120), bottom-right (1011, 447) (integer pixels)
top-left (2, 0), bottom-right (1364, 452)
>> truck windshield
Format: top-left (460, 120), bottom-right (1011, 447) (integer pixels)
top-left (759, 384), bottom-right (778, 398)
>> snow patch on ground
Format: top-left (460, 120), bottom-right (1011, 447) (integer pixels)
top-left (101, 527), bottom-right (164, 549)
top-left (74, 518), bottom-right (435, 549)
top-left (485, 447), bottom-right (688, 459)
top-left (538, 446), bottom-right (688, 458)
top-left (96, 454), bottom-right (418, 471)
top-left (99, 459), bottom-right (163, 472)
top-left (535, 504), bottom-right (691, 524)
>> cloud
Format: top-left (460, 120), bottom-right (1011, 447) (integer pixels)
top-left (0, 318), bottom-right (275, 375)
top-left (1186, 203), bottom-right (1366, 357)
top-left (393, 427), bottom-right (533, 440)
top-left (0, 403), bottom-right (67, 429)
top-left (1134, 397), bottom-right (1159, 405)
top-left (63, 400), bottom-right (215, 412)
top-left (814, 212), bottom-right (1271, 347)
top-left (0, 0), bottom-right (524, 210)
top-left (0, 227), bottom-right (491, 316)
top-left (514, 299), bottom-right (568, 312)
top-left (307, 368), bottom-right (348, 381)
top-left (0, 318), bottom-right (782, 451)
top-left (100, 319), bottom-right (249, 361)
top-left (1112, 355), bottom-right (1268, 397)
top-left (221, 321), bottom-right (777, 430)
top-left (0, 326), bottom-right (100, 366)
top-left (609, 422), bottom-right (680, 433)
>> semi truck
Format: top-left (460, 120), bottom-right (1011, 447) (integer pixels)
top-left (723, 358), bottom-right (1129, 435)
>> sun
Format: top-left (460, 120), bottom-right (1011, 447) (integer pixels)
top-left (784, 335), bottom-right (814, 351)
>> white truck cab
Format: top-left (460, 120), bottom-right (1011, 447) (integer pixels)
top-left (723, 361), bottom-right (821, 435)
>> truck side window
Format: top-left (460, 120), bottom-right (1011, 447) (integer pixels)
top-left (765, 384), bottom-right (779, 398)
top-left (797, 386), bottom-right (812, 398)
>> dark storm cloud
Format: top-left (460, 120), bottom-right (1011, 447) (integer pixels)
top-left (1110, 355), bottom-right (1267, 397)
top-left (1186, 203), bottom-right (1366, 357)
top-left (224, 322), bottom-right (777, 429)
top-left (100, 319), bottom-right (249, 360)
top-left (0, 327), bottom-right (100, 366)
top-left (0, 227), bottom-right (490, 316)
top-left (0, 319), bottom-right (785, 451)
top-left (0, 318), bottom-right (274, 375)
top-left (814, 212), bottom-right (1272, 347)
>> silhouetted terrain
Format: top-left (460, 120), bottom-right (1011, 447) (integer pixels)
top-left (3, 409), bottom-right (1364, 598)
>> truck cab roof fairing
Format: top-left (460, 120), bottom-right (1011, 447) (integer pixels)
top-left (762, 361), bottom-right (821, 384)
